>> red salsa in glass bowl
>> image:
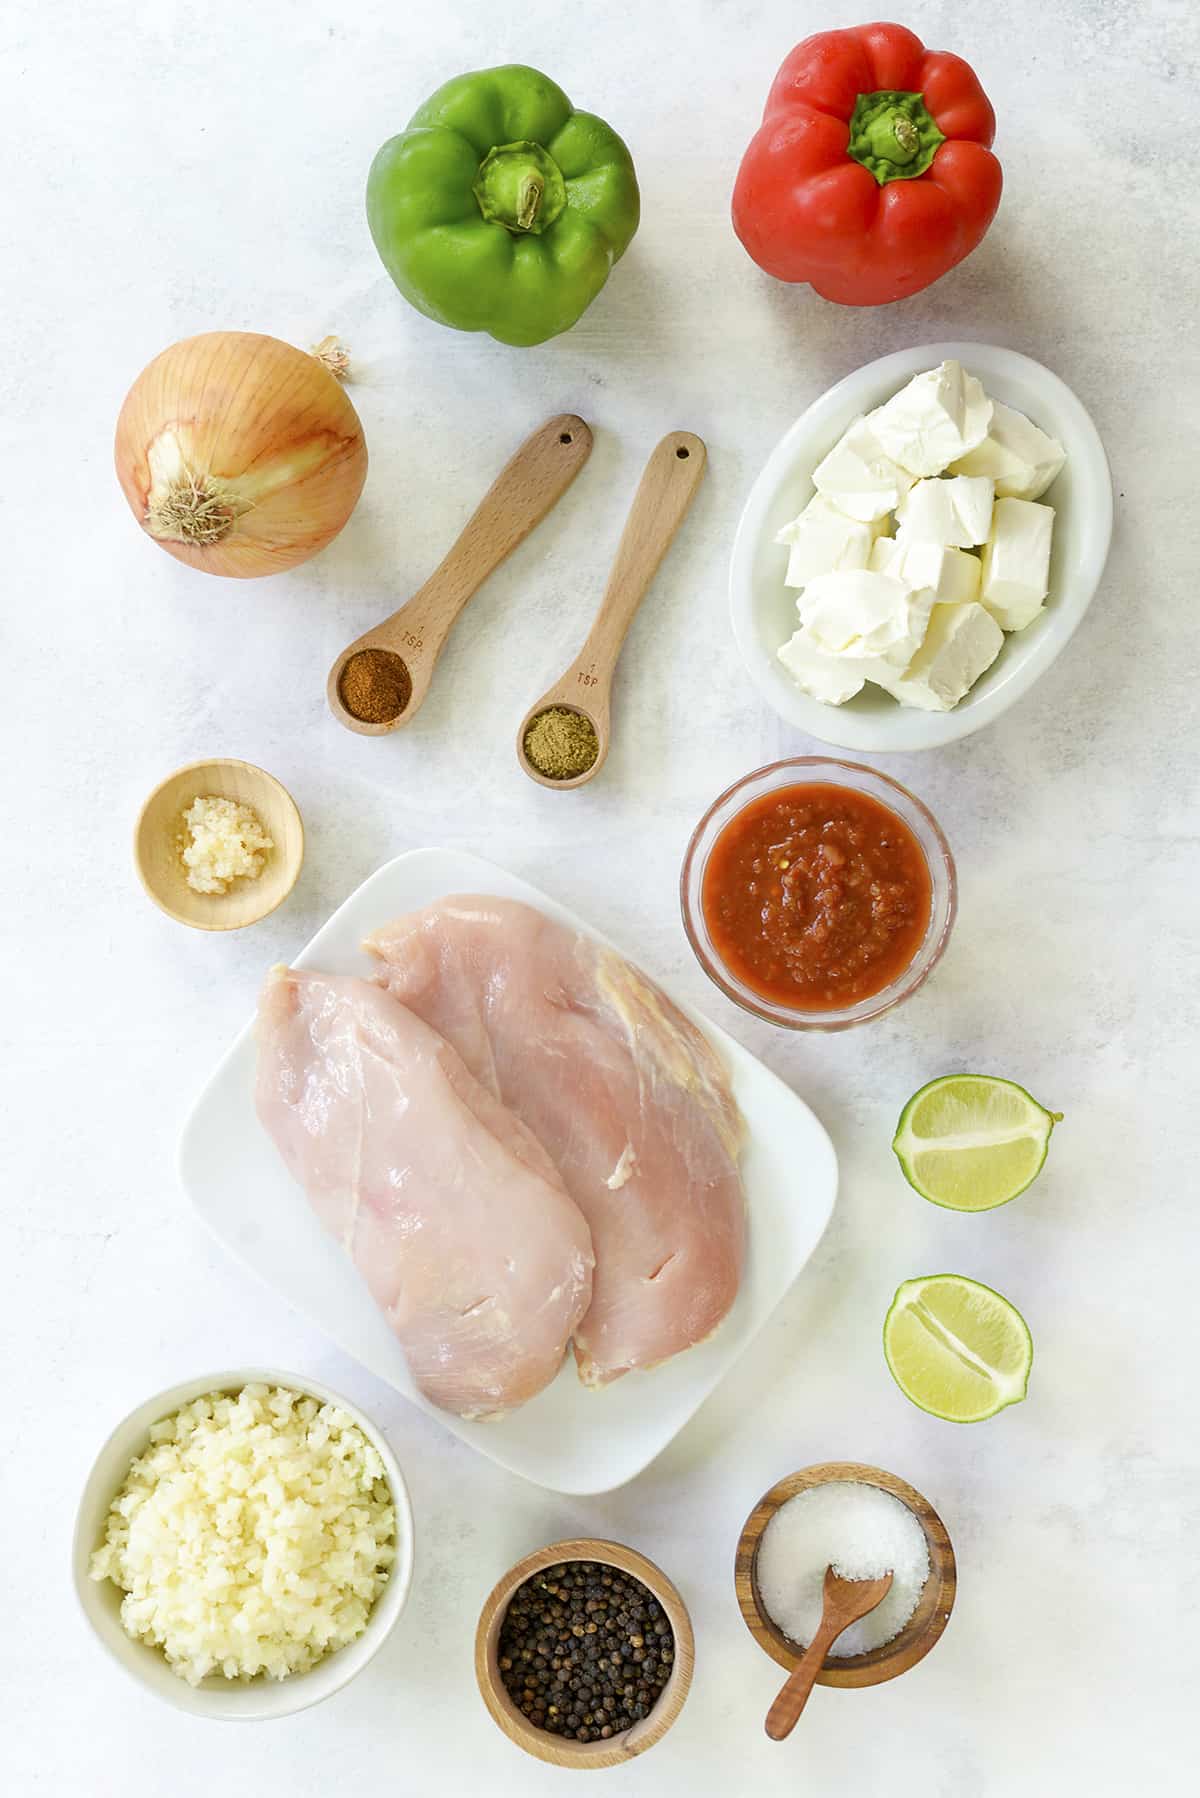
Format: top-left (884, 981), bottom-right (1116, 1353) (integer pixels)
top-left (681, 760), bottom-right (955, 1029)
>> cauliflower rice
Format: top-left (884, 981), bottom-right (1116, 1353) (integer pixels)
top-left (89, 1384), bottom-right (396, 1686)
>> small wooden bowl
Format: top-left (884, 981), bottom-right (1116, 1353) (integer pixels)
top-left (735, 1464), bottom-right (956, 1688)
top-left (134, 758), bottom-right (304, 931)
top-left (475, 1537), bottom-right (694, 1770)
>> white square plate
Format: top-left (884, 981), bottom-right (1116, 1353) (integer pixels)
top-left (178, 850), bottom-right (838, 1494)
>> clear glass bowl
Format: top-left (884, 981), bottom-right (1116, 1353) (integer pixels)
top-left (680, 758), bottom-right (957, 1031)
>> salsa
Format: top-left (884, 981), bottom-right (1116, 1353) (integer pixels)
top-left (701, 783), bottom-right (931, 1010)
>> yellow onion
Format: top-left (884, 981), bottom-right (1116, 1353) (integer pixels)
top-left (115, 331), bottom-right (368, 579)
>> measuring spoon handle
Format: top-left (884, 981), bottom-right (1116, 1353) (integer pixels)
top-left (414, 414), bottom-right (592, 625)
top-left (764, 1612), bottom-right (843, 1742)
top-left (579, 432), bottom-right (706, 666)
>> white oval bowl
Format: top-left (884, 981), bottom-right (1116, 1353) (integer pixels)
top-left (730, 341), bottom-right (1113, 752)
top-left (72, 1368), bottom-right (415, 1720)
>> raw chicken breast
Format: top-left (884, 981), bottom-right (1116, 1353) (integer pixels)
top-left (365, 898), bottom-right (746, 1387)
top-left (255, 967), bottom-right (593, 1419)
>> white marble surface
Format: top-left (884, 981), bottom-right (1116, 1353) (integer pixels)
top-left (2, 0), bottom-right (1195, 1791)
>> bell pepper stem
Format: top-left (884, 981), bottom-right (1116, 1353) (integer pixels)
top-left (474, 141), bottom-right (567, 235)
top-left (897, 117), bottom-right (919, 152)
top-left (847, 91), bottom-right (945, 185)
top-left (517, 175), bottom-right (543, 231)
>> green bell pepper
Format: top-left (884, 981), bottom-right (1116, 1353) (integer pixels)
top-left (366, 65), bottom-right (640, 348)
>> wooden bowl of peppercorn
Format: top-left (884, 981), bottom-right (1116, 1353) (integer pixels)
top-left (475, 1538), bottom-right (694, 1769)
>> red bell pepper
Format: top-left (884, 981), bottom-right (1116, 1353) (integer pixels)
top-left (732, 22), bottom-right (1002, 306)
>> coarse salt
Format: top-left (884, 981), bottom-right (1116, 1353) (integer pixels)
top-left (756, 1481), bottom-right (930, 1657)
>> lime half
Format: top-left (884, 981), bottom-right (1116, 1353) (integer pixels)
top-left (893, 1074), bottom-right (1061, 1212)
top-left (884, 1274), bottom-right (1032, 1423)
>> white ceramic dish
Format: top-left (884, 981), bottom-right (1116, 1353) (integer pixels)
top-left (179, 849), bottom-right (838, 1495)
top-left (730, 341), bottom-right (1113, 752)
top-left (72, 1367), bottom-right (415, 1720)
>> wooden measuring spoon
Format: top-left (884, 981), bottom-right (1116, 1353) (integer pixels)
top-left (764, 1567), bottom-right (894, 1741)
top-left (328, 414), bottom-right (592, 735)
top-left (516, 430), bottom-right (706, 788)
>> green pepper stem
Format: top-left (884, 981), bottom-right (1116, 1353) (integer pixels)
top-left (847, 90), bottom-right (946, 185)
top-left (516, 175), bottom-right (543, 231)
top-left (473, 141), bottom-right (566, 235)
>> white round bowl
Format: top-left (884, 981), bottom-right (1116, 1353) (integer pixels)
top-left (730, 341), bottom-right (1113, 752)
top-left (72, 1368), bottom-right (415, 1720)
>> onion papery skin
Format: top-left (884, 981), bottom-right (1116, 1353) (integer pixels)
top-left (114, 331), bottom-right (368, 579)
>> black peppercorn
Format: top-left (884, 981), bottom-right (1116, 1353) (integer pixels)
top-left (496, 1560), bottom-right (676, 1743)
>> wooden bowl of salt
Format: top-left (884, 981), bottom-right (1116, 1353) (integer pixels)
top-left (735, 1462), bottom-right (956, 1688)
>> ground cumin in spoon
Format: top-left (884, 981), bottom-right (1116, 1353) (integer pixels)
top-left (524, 707), bottom-right (599, 779)
top-left (339, 648), bottom-right (412, 723)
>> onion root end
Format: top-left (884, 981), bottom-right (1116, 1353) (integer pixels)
top-left (146, 472), bottom-right (251, 546)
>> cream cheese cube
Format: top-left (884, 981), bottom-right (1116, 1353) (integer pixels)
top-left (777, 492), bottom-right (882, 545)
top-left (867, 360), bottom-right (993, 477)
top-left (812, 416), bottom-right (916, 522)
top-left (896, 475), bottom-right (994, 548)
top-left (936, 547), bottom-right (983, 606)
top-left (950, 400), bottom-right (1066, 500)
top-left (979, 497), bottom-right (1055, 630)
top-left (798, 570), bottom-right (936, 670)
top-left (869, 537), bottom-right (981, 605)
top-left (776, 494), bottom-right (877, 588)
top-left (777, 628), bottom-right (865, 705)
top-left (874, 602), bottom-right (1004, 711)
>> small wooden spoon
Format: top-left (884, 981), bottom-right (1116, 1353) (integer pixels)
top-left (516, 430), bottom-right (706, 788)
top-left (764, 1567), bottom-right (894, 1742)
top-left (327, 414), bottom-right (592, 735)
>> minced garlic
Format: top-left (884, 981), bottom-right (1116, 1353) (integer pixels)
top-left (179, 794), bottom-right (272, 895)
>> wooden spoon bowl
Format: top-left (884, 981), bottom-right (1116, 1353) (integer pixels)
top-left (735, 1463), bottom-right (956, 1688)
top-left (475, 1537), bottom-right (694, 1769)
top-left (134, 757), bottom-right (303, 931)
